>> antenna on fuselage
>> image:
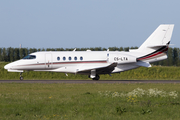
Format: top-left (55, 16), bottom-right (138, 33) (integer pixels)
top-left (73, 48), bottom-right (76, 51)
top-left (19, 44), bottom-right (22, 49)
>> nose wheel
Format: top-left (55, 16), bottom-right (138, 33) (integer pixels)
top-left (20, 72), bottom-right (23, 80)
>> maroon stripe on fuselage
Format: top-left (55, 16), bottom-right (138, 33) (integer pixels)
top-left (17, 60), bottom-right (107, 67)
top-left (137, 46), bottom-right (168, 61)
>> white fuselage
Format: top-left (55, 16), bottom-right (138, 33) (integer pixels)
top-left (4, 51), bottom-right (138, 74)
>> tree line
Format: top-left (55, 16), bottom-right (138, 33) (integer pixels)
top-left (0, 47), bottom-right (179, 66)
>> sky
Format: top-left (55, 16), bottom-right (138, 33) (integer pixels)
top-left (0, 0), bottom-right (180, 49)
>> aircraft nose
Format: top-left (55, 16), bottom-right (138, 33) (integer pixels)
top-left (4, 64), bottom-right (11, 70)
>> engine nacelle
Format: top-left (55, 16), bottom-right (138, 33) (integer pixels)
top-left (109, 53), bottom-right (137, 64)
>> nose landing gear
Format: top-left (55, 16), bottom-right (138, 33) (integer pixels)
top-left (20, 72), bottom-right (23, 80)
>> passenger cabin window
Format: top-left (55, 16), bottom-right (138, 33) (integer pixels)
top-left (74, 57), bottom-right (77, 61)
top-left (63, 57), bottom-right (66, 61)
top-left (57, 57), bottom-right (60, 61)
top-left (80, 56), bottom-right (83, 60)
top-left (69, 57), bottom-right (71, 61)
top-left (23, 55), bottom-right (36, 59)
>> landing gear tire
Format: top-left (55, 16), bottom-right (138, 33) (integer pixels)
top-left (20, 72), bottom-right (23, 80)
top-left (20, 77), bottom-right (23, 80)
top-left (92, 74), bottom-right (100, 81)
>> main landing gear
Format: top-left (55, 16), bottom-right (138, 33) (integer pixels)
top-left (20, 72), bottom-right (23, 80)
top-left (89, 69), bottom-right (100, 80)
top-left (89, 74), bottom-right (100, 80)
top-left (92, 74), bottom-right (100, 80)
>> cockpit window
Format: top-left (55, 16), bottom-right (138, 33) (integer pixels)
top-left (23, 55), bottom-right (36, 59)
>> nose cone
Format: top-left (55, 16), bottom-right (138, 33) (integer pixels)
top-left (4, 62), bottom-right (14, 70)
top-left (4, 64), bottom-right (10, 70)
top-left (4, 60), bottom-right (21, 70)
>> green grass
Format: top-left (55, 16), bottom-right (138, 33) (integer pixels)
top-left (1, 62), bottom-right (180, 80)
top-left (0, 83), bottom-right (180, 120)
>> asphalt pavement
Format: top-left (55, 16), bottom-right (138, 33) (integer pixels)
top-left (0, 80), bottom-right (180, 84)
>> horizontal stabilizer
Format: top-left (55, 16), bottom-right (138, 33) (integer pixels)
top-left (147, 45), bottom-right (168, 48)
top-left (136, 61), bottom-right (151, 67)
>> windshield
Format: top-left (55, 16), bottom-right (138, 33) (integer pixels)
top-left (23, 55), bottom-right (36, 59)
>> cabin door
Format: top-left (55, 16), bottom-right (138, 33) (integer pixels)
top-left (45, 54), bottom-right (52, 68)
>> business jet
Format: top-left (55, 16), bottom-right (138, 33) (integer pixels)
top-left (4, 24), bottom-right (174, 80)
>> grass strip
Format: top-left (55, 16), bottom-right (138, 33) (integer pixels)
top-left (0, 83), bottom-right (180, 120)
top-left (1, 62), bottom-right (180, 80)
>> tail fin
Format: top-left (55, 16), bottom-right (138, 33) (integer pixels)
top-left (136, 24), bottom-right (174, 62)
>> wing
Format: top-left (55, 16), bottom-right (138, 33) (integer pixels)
top-left (77, 63), bottom-right (117, 75)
